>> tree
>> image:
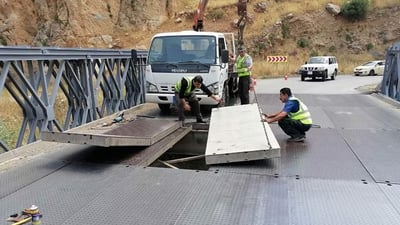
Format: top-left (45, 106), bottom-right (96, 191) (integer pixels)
top-left (342, 0), bottom-right (369, 22)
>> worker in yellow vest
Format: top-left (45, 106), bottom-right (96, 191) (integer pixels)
top-left (262, 87), bottom-right (313, 142)
top-left (236, 46), bottom-right (253, 104)
top-left (175, 75), bottom-right (221, 123)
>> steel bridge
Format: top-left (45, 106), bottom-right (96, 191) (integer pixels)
top-left (1, 41), bottom-right (400, 153)
top-left (381, 42), bottom-right (400, 101)
top-left (0, 46), bottom-right (147, 151)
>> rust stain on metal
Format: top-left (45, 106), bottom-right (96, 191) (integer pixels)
top-left (104, 119), bottom-right (178, 137)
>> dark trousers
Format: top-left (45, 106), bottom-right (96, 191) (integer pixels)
top-left (278, 117), bottom-right (311, 138)
top-left (238, 75), bottom-right (250, 105)
top-left (175, 92), bottom-right (202, 121)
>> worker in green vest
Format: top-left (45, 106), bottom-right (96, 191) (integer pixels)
top-left (236, 46), bottom-right (253, 104)
top-left (175, 75), bottom-right (221, 123)
top-left (262, 87), bottom-right (312, 142)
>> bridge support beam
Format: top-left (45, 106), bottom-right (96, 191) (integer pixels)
top-left (381, 42), bottom-right (400, 101)
top-left (0, 47), bottom-right (147, 148)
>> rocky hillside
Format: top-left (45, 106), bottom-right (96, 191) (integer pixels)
top-left (0, 0), bottom-right (174, 48)
top-left (0, 0), bottom-right (399, 74)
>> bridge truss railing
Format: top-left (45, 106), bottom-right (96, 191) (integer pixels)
top-left (0, 46), bottom-right (147, 150)
top-left (381, 42), bottom-right (400, 101)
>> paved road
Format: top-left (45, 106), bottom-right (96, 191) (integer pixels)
top-left (255, 74), bottom-right (382, 94)
top-left (2, 74), bottom-right (400, 225)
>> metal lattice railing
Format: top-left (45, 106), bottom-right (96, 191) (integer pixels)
top-left (381, 42), bottom-right (400, 101)
top-left (0, 46), bottom-right (147, 150)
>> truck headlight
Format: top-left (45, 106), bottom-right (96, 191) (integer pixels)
top-left (146, 81), bottom-right (158, 93)
top-left (206, 82), bottom-right (219, 95)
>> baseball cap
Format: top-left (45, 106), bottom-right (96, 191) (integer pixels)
top-left (238, 46), bottom-right (246, 52)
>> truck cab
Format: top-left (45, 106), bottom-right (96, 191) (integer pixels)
top-left (145, 31), bottom-right (235, 113)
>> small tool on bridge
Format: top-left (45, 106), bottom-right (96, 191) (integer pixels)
top-left (102, 111), bottom-right (126, 127)
top-left (7, 205), bottom-right (42, 225)
top-left (112, 111), bottom-right (125, 123)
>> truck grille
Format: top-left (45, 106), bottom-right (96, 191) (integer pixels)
top-left (160, 85), bottom-right (175, 92)
top-left (305, 67), bottom-right (318, 71)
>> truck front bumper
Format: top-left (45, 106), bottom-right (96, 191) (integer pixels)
top-left (146, 93), bottom-right (218, 105)
top-left (300, 70), bottom-right (325, 78)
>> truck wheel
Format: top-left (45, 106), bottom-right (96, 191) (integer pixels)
top-left (301, 75), bottom-right (305, 81)
top-left (220, 83), bottom-right (229, 107)
top-left (158, 104), bottom-right (171, 114)
top-left (331, 70), bottom-right (337, 80)
top-left (228, 77), bottom-right (238, 97)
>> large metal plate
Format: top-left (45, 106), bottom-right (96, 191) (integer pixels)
top-left (341, 129), bottom-right (400, 184)
top-left (205, 104), bottom-right (280, 165)
top-left (3, 93), bottom-right (400, 225)
top-left (289, 177), bottom-right (400, 225)
top-left (1, 163), bottom-right (400, 225)
top-left (41, 118), bottom-right (181, 147)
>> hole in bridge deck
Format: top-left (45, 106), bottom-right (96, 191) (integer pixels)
top-left (150, 130), bottom-right (210, 171)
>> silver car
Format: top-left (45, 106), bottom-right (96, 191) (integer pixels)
top-left (353, 60), bottom-right (385, 76)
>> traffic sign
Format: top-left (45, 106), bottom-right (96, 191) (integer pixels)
top-left (267, 56), bottom-right (288, 63)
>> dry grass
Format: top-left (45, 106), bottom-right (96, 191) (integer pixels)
top-left (374, 0), bottom-right (399, 8)
top-left (0, 92), bottom-right (22, 148)
top-left (0, 87), bottom-right (69, 148)
top-left (235, 0), bottom-right (395, 77)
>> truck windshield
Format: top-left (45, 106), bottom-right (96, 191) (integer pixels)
top-left (308, 57), bottom-right (327, 64)
top-left (148, 36), bottom-right (217, 64)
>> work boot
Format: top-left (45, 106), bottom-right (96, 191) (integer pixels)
top-left (178, 117), bottom-right (185, 126)
top-left (287, 135), bottom-right (305, 142)
top-left (196, 117), bottom-right (206, 123)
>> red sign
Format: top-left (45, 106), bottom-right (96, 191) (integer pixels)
top-left (267, 56), bottom-right (288, 63)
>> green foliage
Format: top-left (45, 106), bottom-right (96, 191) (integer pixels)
top-left (208, 9), bottom-right (224, 20)
top-left (254, 41), bottom-right (266, 55)
top-left (0, 120), bottom-right (16, 149)
top-left (281, 21), bottom-right (290, 39)
top-left (297, 38), bottom-right (309, 48)
top-left (54, 14), bottom-right (61, 23)
top-left (366, 43), bottom-right (374, 50)
top-left (310, 50), bottom-right (319, 57)
top-left (41, 39), bottom-right (49, 46)
top-left (345, 33), bottom-right (353, 42)
top-left (328, 45), bottom-right (336, 52)
top-left (130, 0), bottom-right (136, 11)
top-left (107, 3), bottom-right (113, 18)
top-left (0, 36), bottom-right (7, 46)
top-left (342, 0), bottom-right (369, 22)
top-left (266, 33), bottom-right (276, 48)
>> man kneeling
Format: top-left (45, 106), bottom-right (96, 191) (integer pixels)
top-left (175, 75), bottom-right (220, 123)
top-left (262, 87), bottom-right (312, 142)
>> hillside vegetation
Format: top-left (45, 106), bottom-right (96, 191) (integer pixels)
top-left (176, 0), bottom-right (400, 77)
top-left (0, 0), bottom-right (399, 76)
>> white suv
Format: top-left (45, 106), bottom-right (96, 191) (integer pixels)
top-left (299, 56), bottom-right (338, 81)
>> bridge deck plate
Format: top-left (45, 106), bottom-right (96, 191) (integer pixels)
top-left (205, 103), bottom-right (280, 165)
top-left (41, 118), bottom-right (181, 147)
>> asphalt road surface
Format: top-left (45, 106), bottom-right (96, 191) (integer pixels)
top-left (255, 74), bottom-right (382, 94)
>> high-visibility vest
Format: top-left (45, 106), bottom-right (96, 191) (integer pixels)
top-left (237, 54), bottom-right (251, 77)
top-left (288, 97), bottom-right (313, 125)
top-left (175, 77), bottom-right (194, 95)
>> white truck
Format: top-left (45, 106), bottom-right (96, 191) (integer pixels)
top-left (299, 56), bottom-right (338, 81)
top-left (144, 30), bottom-right (236, 113)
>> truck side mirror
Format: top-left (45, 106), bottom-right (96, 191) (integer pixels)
top-left (131, 49), bottom-right (137, 63)
top-left (221, 50), bottom-right (229, 63)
